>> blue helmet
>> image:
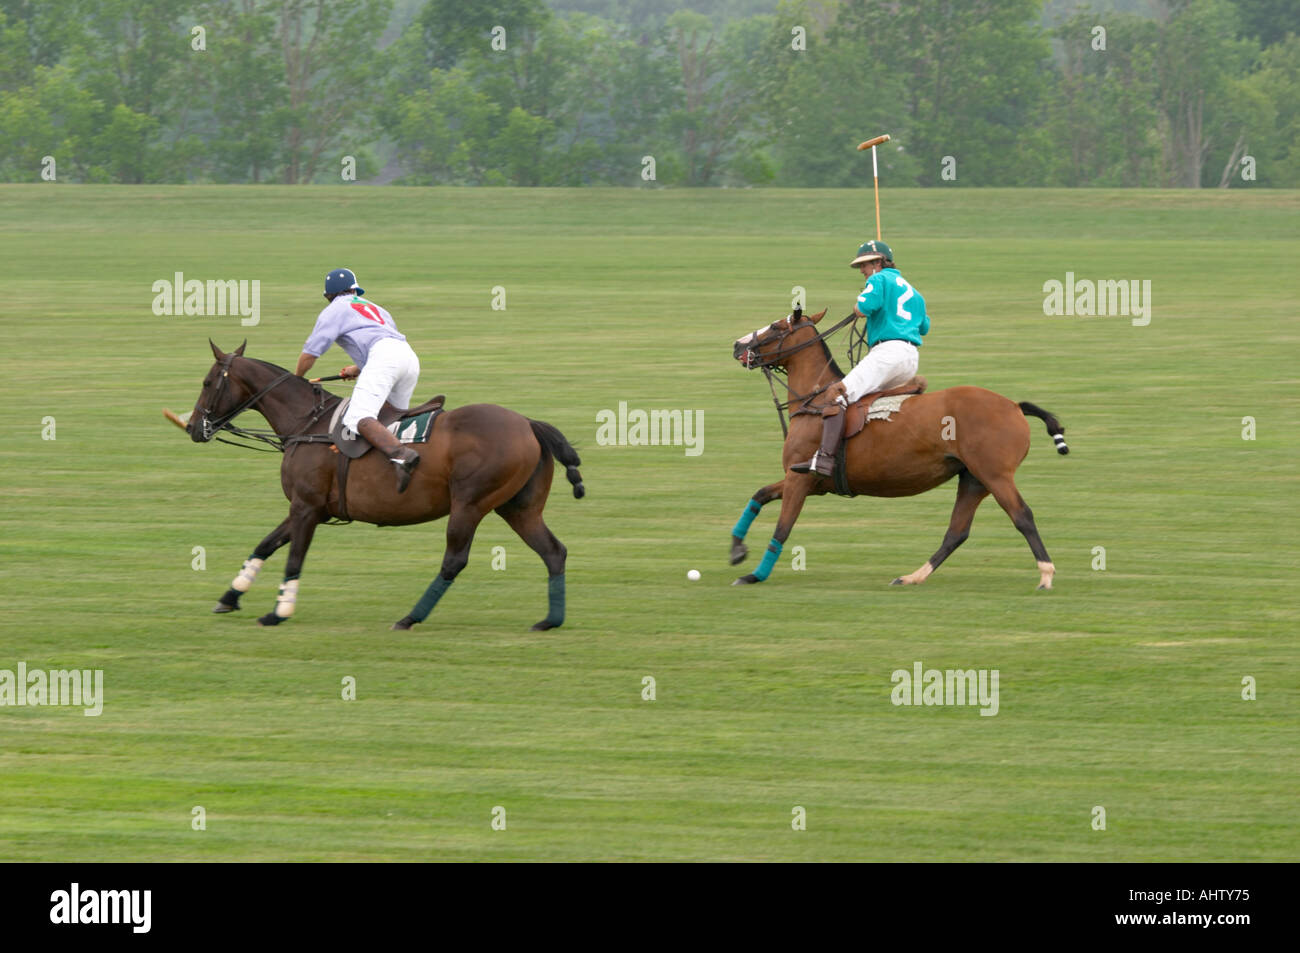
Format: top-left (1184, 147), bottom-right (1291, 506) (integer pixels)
top-left (324, 268), bottom-right (364, 297)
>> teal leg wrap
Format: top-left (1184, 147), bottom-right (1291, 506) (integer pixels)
top-left (753, 538), bottom-right (783, 581)
top-left (543, 573), bottom-right (565, 626)
top-left (732, 499), bottom-right (762, 540)
top-left (410, 575), bottom-right (453, 622)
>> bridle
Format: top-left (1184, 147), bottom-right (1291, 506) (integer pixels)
top-left (197, 354), bottom-right (335, 452)
top-left (740, 310), bottom-right (857, 436)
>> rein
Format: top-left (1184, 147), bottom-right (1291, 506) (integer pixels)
top-left (201, 356), bottom-right (337, 453)
top-left (748, 312), bottom-right (857, 436)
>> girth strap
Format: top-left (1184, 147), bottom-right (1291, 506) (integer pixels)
top-left (335, 451), bottom-right (352, 522)
top-left (833, 442), bottom-right (857, 498)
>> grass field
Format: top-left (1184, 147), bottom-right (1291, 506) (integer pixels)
top-left (0, 185), bottom-right (1296, 861)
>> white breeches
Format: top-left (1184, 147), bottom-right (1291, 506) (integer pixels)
top-left (342, 338), bottom-right (421, 429)
top-left (840, 340), bottom-right (919, 404)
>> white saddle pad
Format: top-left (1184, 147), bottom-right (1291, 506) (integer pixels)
top-left (867, 393), bottom-right (914, 421)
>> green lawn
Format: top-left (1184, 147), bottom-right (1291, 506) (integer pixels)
top-left (0, 185), bottom-right (1295, 860)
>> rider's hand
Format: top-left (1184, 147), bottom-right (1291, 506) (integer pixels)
top-left (341, 365), bottom-right (360, 380)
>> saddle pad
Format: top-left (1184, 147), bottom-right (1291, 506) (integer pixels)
top-left (867, 393), bottom-right (913, 421)
top-left (391, 411), bottom-right (437, 444)
top-left (330, 397), bottom-right (441, 458)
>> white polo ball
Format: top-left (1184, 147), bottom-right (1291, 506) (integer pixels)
top-left (687, 569), bottom-right (701, 581)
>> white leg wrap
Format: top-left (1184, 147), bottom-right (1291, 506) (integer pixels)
top-left (1037, 561), bottom-right (1056, 590)
top-left (275, 579), bottom-right (300, 618)
top-left (231, 557), bottom-right (265, 593)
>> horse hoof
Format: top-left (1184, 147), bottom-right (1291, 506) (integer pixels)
top-left (391, 615), bottom-right (416, 631)
top-left (1036, 583), bottom-right (1051, 591)
top-left (890, 577), bottom-right (904, 586)
top-left (257, 613), bottom-right (283, 627)
top-left (212, 602), bottom-right (239, 613)
top-left (732, 574), bottom-right (760, 586)
top-left (729, 545), bottom-right (748, 566)
top-left (530, 619), bottom-right (561, 631)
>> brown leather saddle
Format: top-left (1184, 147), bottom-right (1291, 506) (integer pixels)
top-left (379, 395), bottom-right (444, 426)
top-left (330, 395), bottom-right (446, 459)
top-left (328, 395), bottom-right (446, 523)
top-left (841, 375), bottom-right (927, 440)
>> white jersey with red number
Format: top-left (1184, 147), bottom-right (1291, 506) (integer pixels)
top-left (302, 294), bottom-right (407, 369)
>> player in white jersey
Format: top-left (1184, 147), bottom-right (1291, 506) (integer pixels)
top-left (294, 269), bottom-right (422, 492)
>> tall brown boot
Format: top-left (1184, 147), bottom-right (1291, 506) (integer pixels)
top-left (356, 417), bottom-right (420, 493)
top-left (790, 404), bottom-right (846, 476)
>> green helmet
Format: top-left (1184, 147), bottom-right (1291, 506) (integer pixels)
top-left (850, 240), bottom-right (893, 268)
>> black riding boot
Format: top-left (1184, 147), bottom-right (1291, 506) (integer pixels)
top-left (356, 417), bottom-right (420, 493)
top-left (790, 408), bottom-right (846, 476)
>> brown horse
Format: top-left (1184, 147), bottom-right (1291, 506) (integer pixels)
top-left (729, 309), bottom-right (1069, 590)
top-left (187, 341), bottom-right (584, 630)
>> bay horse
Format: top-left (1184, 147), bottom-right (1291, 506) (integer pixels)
top-left (187, 341), bottom-right (584, 630)
top-left (730, 309), bottom-right (1069, 590)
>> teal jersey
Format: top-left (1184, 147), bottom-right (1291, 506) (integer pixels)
top-left (855, 267), bottom-right (930, 347)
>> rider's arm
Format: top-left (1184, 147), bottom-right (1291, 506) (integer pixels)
top-left (300, 301), bottom-right (339, 369)
top-left (855, 277), bottom-right (883, 318)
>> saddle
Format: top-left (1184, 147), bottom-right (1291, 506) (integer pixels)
top-left (840, 376), bottom-right (927, 440)
top-left (327, 395), bottom-right (446, 524)
top-left (329, 395), bottom-right (446, 459)
top-left (379, 395), bottom-right (444, 426)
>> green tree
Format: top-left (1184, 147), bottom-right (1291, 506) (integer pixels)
top-left (664, 10), bottom-right (767, 185)
top-left (276, 0), bottom-right (394, 184)
top-left (836, 0), bottom-right (1054, 186)
top-left (0, 64), bottom-right (99, 180)
top-left (1150, 0), bottom-right (1259, 187)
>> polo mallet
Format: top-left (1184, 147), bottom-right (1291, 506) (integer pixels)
top-left (856, 134), bottom-right (891, 240)
top-left (309, 374), bottom-right (350, 383)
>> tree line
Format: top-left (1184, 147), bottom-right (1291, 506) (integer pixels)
top-left (1, 0), bottom-right (1296, 187)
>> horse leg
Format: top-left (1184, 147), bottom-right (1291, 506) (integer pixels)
top-left (892, 470), bottom-right (989, 586)
top-left (497, 505), bottom-right (568, 631)
top-left (392, 503), bottom-right (485, 630)
top-left (733, 475), bottom-right (811, 586)
top-left (256, 504), bottom-right (324, 626)
top-left (729, 479), bottom-right (784, 566)
top-left (213, 516), bottom-right (293, 613)
top-left (985, 476), bottom-right (1056, 590)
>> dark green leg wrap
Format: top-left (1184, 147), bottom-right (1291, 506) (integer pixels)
top-left (544, 573), bottom-right (565, 626)
top-left (410, 575), bottom-right (454, 623)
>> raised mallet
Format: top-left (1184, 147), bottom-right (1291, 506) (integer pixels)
top-left (856, 134), bottom-right (892, 240)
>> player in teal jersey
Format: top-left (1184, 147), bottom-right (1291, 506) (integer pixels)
top-left (791, 240), bottom-right (929, 476)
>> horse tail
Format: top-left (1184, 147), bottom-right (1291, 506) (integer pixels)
top-left (529, 419), bottom-right (586, 498)
top-left (1018, 401), bottom-right (1069, 455)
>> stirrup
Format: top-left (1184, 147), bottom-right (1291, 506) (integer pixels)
top-left (790, 451), bottom-right (832, 475)
top-left (390, 449), bottom-right (420, 492)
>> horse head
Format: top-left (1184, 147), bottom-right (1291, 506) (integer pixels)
top-left (732, 308), bottom-right (828, 370)
top-left (189, 340), bottom-right (248, 442)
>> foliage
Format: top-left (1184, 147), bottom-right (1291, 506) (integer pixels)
top-left (0, 0), bottom-right (1295, 185)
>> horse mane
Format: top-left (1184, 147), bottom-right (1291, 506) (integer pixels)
top-left (818, 335), bottom-right (845, 379)
top-left (240, 355), bottom-right (295, 377)
top-left (238, 355), bottom-right (341, 404)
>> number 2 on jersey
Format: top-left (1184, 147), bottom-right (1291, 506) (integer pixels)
top-left (895, 276), bottom-right (915, 322)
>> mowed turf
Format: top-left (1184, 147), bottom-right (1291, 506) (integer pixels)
top-left (0, 185), bottom-right (1296, 861)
